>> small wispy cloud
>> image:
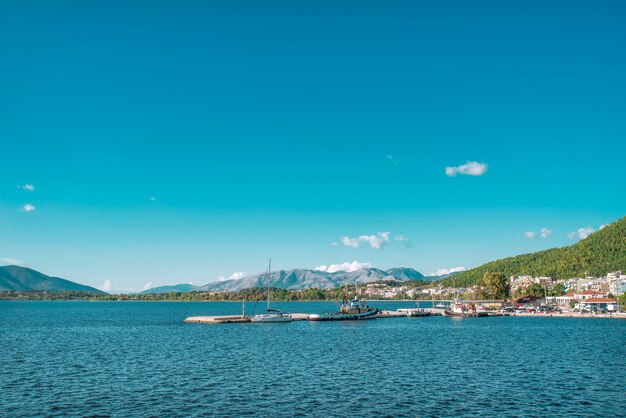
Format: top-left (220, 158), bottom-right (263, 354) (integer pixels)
top-left (385, 155), bottom-right (400, 165)
top-left (599, 224), bottom-right (608, 230)
top-left (445, 161), bottom-right (488, 177)
top-left (98, 279), bottom-right (112, 292)
top-left (22, 204), bottom-right (36, 212)
top-left (524, 228), bottom-right (552, 239)
top-left (341, 232), bottom-right (390, 250)
top-left (217, 271), bottom-right (247, 282)
top-left (149, 197), bottom-right (156, 202)
top-left (395, 235), bottom-right (413, 248)
top-left (0, 257), bottom-right (24, 266)
top-left (143, 282), bottom-right (153, 291)
top-left (314, 261), bottom-right (373, 273)
top-left (568, 227), bottom-right (595, 240)
top-left (330, 242), bottom-right (339, 247)
top-left (19, 184), bottom-right (35, 192)
top-left (431, 267), bottom-right (467, 276)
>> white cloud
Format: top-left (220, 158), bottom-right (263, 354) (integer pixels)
top-left (362, 232), bottom-right (390, 249)
top-left (395, 235), bottom-right (413, 248)
top-left (340, 232), bottom-right (391, 250)
top-left (524, 231), bottom-right (537, 239)
top-left (330, 242), bottom-right (339, 246)
top-left (599, 224), bottom-right (608, 230)
top-left (445, 161), bottom-right (488, 177)
top-left (19, 184), bottom-right (35, 192)
top-left (568, 227), bottom-right (595, 240)
top-left (540, 228), bottom-right (552, 238)
top-left (98, 279), bottom-right (112, 292)
top-left (314, 261), bottom-right (374, 273)
top-left (143, 282), bottom-right (153, 291)
top-left (0, 257), bottom-right (24, 266)
top-left (217, 271), bottom-right (247, 281)
top-left (22, 204), bottom-right (36, 212)
top-left (431, 267), bottom-right (467, 276)
top-left (341, 236), bottom-right (361, 248)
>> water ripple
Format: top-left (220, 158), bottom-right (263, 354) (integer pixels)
top-left (1, 301), bottom-right (624, 417)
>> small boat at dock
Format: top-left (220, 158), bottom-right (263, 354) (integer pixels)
top-left (444, 302), bottom-right (488, 318)
top-left (251, 259), bottom-right (292, 323)
top-left (309, 285), bottom-right (378, 321)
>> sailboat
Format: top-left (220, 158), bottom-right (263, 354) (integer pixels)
top-left (251, 259), bottom-right (292, 323)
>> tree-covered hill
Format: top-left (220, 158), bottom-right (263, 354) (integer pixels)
top-left (447, 216), bottom-right (626, 287)
top-left (0, 265), bottom-right (104, 293)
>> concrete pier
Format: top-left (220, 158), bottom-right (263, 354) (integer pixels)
top-left (184, 313), bottom-right (311, 323)
top-left (184, 315), bottom-right (251, 324)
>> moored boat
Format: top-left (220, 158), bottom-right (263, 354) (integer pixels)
top-left (309, 286), bottom-right (378, 321)
top-left (443, 302), bottom-right (488, 318)
top-left (251, 259), bottom-right (293, 323)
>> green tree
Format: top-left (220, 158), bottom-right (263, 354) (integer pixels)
top-left (549, 283), bottom-right (566, 296)
top-left (526, 283), bottom-right (545, 297)
top-left (478, 272), bottom-right (510, 300)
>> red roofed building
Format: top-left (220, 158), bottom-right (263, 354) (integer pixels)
top-left (580, 297), bottom-right (618, 312)
top-left (549, 291), bottom-right (610, 307)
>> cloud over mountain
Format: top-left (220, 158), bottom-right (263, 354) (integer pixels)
top-left (314, 261), bottom-right (373, 273)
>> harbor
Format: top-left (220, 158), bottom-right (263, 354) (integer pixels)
top-left (184, 307), bottom-right (626, 323)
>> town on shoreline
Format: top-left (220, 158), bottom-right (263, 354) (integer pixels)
top-left (2, 270), bottom-right (625, 314)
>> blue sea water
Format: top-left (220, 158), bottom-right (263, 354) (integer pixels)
top-left (1, 301), bottom-right (625, 417)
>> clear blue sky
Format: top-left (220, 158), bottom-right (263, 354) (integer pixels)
top-left (1, 0), bottom-right (624, 291)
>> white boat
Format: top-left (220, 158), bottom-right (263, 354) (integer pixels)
top-left (443, 302), bottom-right (488, 318)
top-left (251, 259), bottom-right (292, 323)
top-left (442, 277), bottom-right (487, 317)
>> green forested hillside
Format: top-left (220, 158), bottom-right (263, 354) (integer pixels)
top-left (447, 217), bottom-right (626, 287)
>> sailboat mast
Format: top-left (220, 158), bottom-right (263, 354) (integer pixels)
top-left (267, 258), bottom-right (272, 311)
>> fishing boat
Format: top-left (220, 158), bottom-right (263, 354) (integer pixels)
top-left (251, 259), bottom-right (292, 323)
top-left (443, 302), bottom-right (488, 318)
top-left (309, 284), bottom-right (379, 321)
top-left (442, 277), bottom-right (487, 317)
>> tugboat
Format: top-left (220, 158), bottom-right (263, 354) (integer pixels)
top-left (309, 285), bottom-right (379, 321)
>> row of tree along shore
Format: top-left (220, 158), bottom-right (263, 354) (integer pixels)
top-left (2, 272), bottom-right (625, 307)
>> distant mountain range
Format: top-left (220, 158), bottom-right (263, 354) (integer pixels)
top-left (140, 284), bottom-right (199, 294)
top-left (450, 216), bottom-right (626, 286)
top-left (0, 265), bottom-right (105, 293)
top-left (197, 267), bottom-right (426, 292)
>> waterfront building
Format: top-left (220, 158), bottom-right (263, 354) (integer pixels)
top-left (551, 293), bottom-right (576, 307)
top-left (579, 297), bottom-right (618, 312)
top-left (578, 290), bottom-right (608, 300)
